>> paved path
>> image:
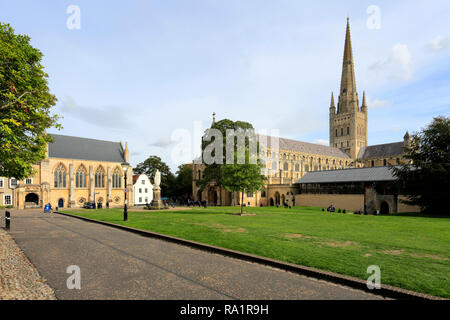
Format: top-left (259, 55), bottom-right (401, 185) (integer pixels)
top-left (5, 210), bottom-right (383, 300)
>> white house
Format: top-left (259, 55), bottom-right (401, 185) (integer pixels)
top-left (133, 174), bottom-right (153, 206)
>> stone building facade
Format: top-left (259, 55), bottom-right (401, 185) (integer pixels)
top-left (1, 134), bottom-right (133, 210)
top-left (192, 18), bottom-right (412, 208)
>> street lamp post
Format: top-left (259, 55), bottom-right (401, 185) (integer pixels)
top-left (121, 162), bottom-right (130, 221)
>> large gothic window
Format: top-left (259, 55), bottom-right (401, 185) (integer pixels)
top-left (76, 166), bottom-right (87, 188)
top-left (54, 164), bottom-right (66, 188)
top-left (95, 167), bottom-right (105, 188)
top-left (283, 163), bottom-right (289, 171)
top-left (112, 168), bottom-right (122, 188)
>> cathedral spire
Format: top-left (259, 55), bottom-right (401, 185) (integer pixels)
top-left (338, 17), bottom-right (358, 114)
top-left (361, 91), bottom-right (367, 113)
top-left (330, 92), bottom-right (336, 112)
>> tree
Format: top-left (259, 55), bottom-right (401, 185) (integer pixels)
top-left (174, 164), bottom-right (193, 199)
top-left (392, 116), bottom-right (450, 215)
top-left (222, 150), bottom-right (266, 214)
top-left (0, 23), bottom-right (60, 179)
top-left (196, 119), bottom-right (255, 205)
top-left (134, 155), bottom-right (176, 197)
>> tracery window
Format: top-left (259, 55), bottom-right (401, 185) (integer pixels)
top-left (112, 168), bottom-right (122, 188)
top-left (95, 167), bottom-right (105, 188)
top-left (76, 166), bottom-right (87, 188)
top-left (54, 164), bottom-right (66, 188)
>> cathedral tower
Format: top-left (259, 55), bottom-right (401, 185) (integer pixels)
top-left (330, 18), bottom-right (368, 159)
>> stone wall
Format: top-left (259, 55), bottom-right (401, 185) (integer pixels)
top-left (295, 194), bottom-right (364, 212)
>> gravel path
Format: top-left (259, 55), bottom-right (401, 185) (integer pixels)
top-left (0, 228), bottom-right (56, 300)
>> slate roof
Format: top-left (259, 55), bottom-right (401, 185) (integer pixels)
top-left (259, 135), bottom-right (350, 158)
top-left (295, 166), bottom-right (398, 184)
top-left (358, 142), bottom-right (404, 160)
top-left (48, 134), bottom-right (126, 163)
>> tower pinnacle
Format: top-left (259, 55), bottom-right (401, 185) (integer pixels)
top-left (338, 18), bottom-right (358, 114)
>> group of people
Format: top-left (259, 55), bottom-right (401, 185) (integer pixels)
top-left (187, 199), bottom-right (208, 208)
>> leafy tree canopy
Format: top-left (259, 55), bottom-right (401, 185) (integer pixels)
top-left (222, 150), bottom-right (267, 213)
top-left (174, 164), bottom-right (193, 199)
top-left (0, 23), bottom-right (60, 179)
top-left (197, 119), bottom-right (258, 192)
top-left (133, 155), bottom-right (176, 197)
top-left (392, 116), bottom-right (450, 215)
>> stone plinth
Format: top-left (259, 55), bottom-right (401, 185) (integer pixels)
top-left (152, 187), bottom-right (164, 209)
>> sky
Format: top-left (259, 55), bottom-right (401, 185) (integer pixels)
top-left (1, 0), bottom-right (449, 171)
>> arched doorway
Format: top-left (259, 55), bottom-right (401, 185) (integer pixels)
top-left (25, 193), bottom-right (39, 206)
top-left (380, 201), bottom-right (390, 214)
top-left (269, 198), bottom-right (274, 206)
top-left (208, 188), bottom-right (218, 206)
top-left (275, 192), bottom-right (280, 206)
top-left (281, 194), bottom-right (286, 206)
top-left (58, 198), bottom-right (64, 208)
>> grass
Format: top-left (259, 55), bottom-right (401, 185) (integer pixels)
top-left (61, 206), bottom-right (450, 298)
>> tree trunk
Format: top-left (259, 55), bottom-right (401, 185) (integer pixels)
top-left (241, 190), bottom-right (244, 214)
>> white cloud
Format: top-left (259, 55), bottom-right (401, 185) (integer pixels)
top-left (369, 43), bottom-right (414, 80)
top-left (313, 139), bottom-right (329, 146)
top-left (428, 35), bottom-right (450, 52)
top-left (366, 97), bottom-right (391, 109)
top-left (60, 97), bottom-right (132, 129)
top-left (149, 138), bottom-right (175, 148)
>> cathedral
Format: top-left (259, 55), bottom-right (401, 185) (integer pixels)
top-left (0, 134), bottom-right (134, 210)
top-left (192, 18), bottom-right (411, 208)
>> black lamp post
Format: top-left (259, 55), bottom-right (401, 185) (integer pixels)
top-left (121, 162), bottom-right (130, 221)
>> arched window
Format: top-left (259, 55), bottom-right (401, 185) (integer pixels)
top-left (341, 128), bottom-right (344, 136)
top-left (283, 162), bottom-right (289, 171)
top-left (112, 168), bottom-right (122, 188)
top-left (76, 166), bottom-right (87, 188)
top-left (383, 159), bottom-right (387, 166)
top-left (54, 164), bottom-right (66, 188)
top-left (347, 127), bottom-right (350, 135)
top-left (272, 161), bottom-right (277, 170)
top-left (335, 129), bottom-right (338, 137)
top-left (283, 154), bottom-right (286, 160)
top-left (95, 167), bottom-right (105, 188)
top-left (295, 164), bottom-right (300, 172)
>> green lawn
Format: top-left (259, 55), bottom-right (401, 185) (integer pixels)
top-left (62, 206), bottom-right (450, 298)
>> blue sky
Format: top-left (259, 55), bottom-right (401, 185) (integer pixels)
top-left (1, 0), bottom-right (449, 170)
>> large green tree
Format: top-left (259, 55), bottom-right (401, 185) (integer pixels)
top-left (392, 116), bottom-right (450, 215)
top-left (198, 118), bottom-right (265, 210)
top-left (196, 119), bottom-right (255, 204)
top-left (174, 164), bottom-right (193, 199)
top-left (133, 155), bottom-right (176, 197)
top-left (222, 150), bottom-right (266, 214)
top-left (0, 23), bottom-right (60, 179)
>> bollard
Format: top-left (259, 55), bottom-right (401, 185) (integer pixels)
top-left (5, 211), bottom-right (10, 230)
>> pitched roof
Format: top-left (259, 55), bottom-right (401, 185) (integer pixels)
top-left (358, 142), bottom-right (404, 160)
top-left (296, 166), bottom-right (397, 184)
top-left (48, 134), bottom-right (126, 163)
top-left (259, 135), bottom-right (350, 158)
